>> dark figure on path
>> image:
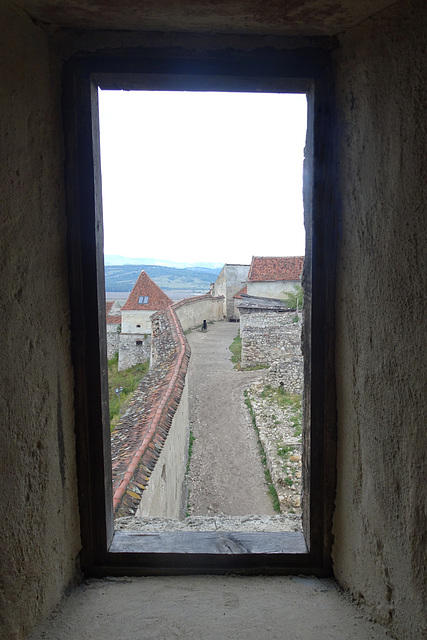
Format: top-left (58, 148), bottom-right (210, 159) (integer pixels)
top-left (202, 319), bottom-right (207, 332)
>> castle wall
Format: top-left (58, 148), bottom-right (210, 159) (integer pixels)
top-left (118, 333), bottom-right (151, 371)
top-left (136, 380), bottom-right (189, 518)
top-left (112, 307), bottom-right (190, 519)
top-left (240, 308), bottom-right (302, 369)
top-left (173, 294), bottom-right (224, 331)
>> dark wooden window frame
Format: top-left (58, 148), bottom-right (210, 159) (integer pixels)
top-left (63, 42), bottom-right (337, 578)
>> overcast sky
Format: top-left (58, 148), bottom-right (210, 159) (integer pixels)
top-left (98, 90), bottom-right (307, 266)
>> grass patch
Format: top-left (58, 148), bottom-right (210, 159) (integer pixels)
top-left (244, 390), bottom-right (280, 513)
top-left (186, 430), bottom-right (195, 475)
top-left (108, 353), bottom-right (149, 432)
top-left (277, 443), bottom-right (293, 460)
top-left (229, 331), bottom-right (242, 368)
top-left (185, 429), bottom-right (195, 516)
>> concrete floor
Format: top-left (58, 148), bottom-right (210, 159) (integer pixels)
top-left (29, 576), bottom-right (390, 639)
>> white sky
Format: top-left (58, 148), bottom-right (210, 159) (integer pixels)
top-left (98, 90), bottom-right (307, 266)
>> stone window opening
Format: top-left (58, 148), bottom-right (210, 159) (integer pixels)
top-left (64, 46), bottom-right (337, 577)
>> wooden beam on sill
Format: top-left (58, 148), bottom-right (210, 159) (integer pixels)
top-left (109, 530), bottom-right (307, 554)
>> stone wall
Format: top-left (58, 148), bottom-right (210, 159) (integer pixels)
top-left (173, 293), bottom-right (224, 331)
top-left (240, 308), bottom-right (302, 369)
top-left (136, 380), bottom-right (189, 518)
top-left (118, 333), bottom-right (151, 371)
top-left (106, 325), bottom-right (120, 359)
top-left (112, 306), bottom-right (190, 519)
top-left (268, 357), bottom-right (303, 395)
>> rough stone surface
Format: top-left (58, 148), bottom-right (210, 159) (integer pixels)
top-left (0, 6), bottom-right (81, 640)
top-left (268, 356), bottom-right (303, 395)
top-left (28, 576), bottom-right (390, 640)
top-left (332, 2), bottom-right (427, 637)
top-left (118, 332), bottom-right (151, 371)
top-left (116, 514), bottom-right (302, 532)
top-left (240, 307), bottom-right (302, 369)
top-left (247, 378), bottom-right (302, 517)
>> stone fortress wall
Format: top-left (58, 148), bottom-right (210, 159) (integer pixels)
top-left (118, 333), bottom-right (151, 371)
top-left (240, 307), bottom-right (302, 371)
top-left (112, 293), bottom-right (224, 519)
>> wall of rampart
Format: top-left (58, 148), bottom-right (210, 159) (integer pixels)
top-left (240, 308), bottom-right (302, 369)
top-left (173, 293), bottom-right (224, 331)
top-left (136, 380), bottom-right (189, 518)
top-left (111, 306), bottom-right (190, 519)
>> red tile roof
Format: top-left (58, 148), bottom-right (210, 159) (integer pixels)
top-left (234, 285), bottom-right (248, 299)
top-left (248, 256), bottom-right (304, 282)
top-left (107, 314), bottom-right (121, 324)
top-left (121, 270), bottom-right (172, 312)
top-left (106, 300), bottom-right (114, 315)
top-left (111, 307), bottom-right (190, 517)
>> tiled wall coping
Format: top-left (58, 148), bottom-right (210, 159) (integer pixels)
top-left (111, 305), bottom-right (190, 517)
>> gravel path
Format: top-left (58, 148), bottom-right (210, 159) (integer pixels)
top-left (186, 321), bottom-right (275, 516)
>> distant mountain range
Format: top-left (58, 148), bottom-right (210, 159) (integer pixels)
top-left (104, 254), bottom-right (224, 270)
top-left (104, 260), bottom-right (222, 298)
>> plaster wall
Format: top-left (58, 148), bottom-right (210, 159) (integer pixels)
top-left (0, 6), bottom-right (81, 638)
top-left (332, 2), bottom-right (427, 637)
top-left (121, 309), bottom-right (152, 334)
top-left (174, 295), bottom-right (224, 331)
top-left (136, 381), bottom-right (189, 518)
top-left (213, 264), bottom-right (249, 319)
top-left (247, 280), bottom-right (300, 300)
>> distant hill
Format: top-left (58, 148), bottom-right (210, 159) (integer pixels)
top-left (104, 263), bottom-right (222, 297)
top-left (104, 254), bottom-right (223, 270)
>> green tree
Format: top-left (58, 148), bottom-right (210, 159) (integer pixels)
top-left (283, 285), bottom-right (303, 311)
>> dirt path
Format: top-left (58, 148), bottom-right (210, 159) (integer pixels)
top-left (186, 321), bottom-right (275, 516)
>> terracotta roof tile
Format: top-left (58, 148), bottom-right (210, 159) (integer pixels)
top-left (121, 270), bottom-right (172, 312)
top-left (111, 306), bottom-right (191, 517)
top-left (106, 300), bottom-right (114, 315)
top-left (248, 256), bottom-right (304, 282)
top-left (107, 314), bottom-right (121, 324)
top-left (234, 285), bottom-right (248, 299)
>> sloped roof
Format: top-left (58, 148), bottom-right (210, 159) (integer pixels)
top-left (234, 285), bottom-right (248, 299)
top-left (248, 256), bottom-right (304, 282)
top-left (121, 270), bottom-right (172, 312)
top-left (106, 300), bottom-right (121, 324)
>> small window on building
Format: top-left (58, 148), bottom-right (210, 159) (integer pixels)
top-left (136, 324), bottom-right (141, 328)
top-left (136, 340), bottom-right (143, 346)
top-left (138, 296), bottom-right (149, 304)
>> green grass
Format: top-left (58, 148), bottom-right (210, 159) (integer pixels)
top-left (186, 430), bottom-right (195, 475)
top-left (108, 353), bottom-right (149, 432)
top-left (277, 443), bottom-right (293, 460)
top-left (229, 331), bottom-right (242, 367)
top-left (185, 429), bottom-right (195, 516)
top-left (244, 390), bottom-right (281, 513)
